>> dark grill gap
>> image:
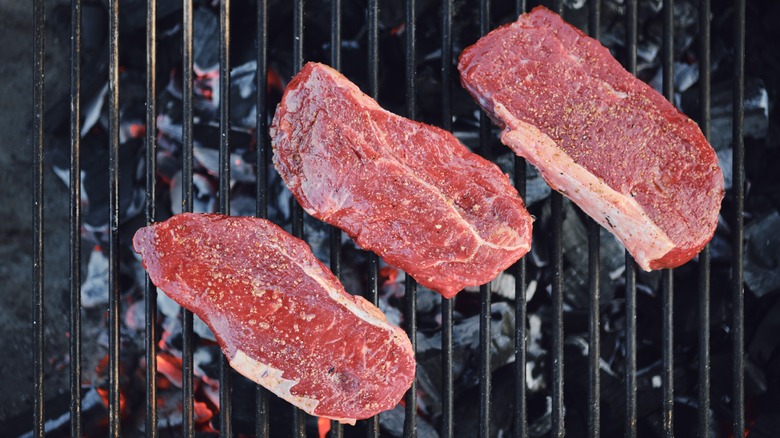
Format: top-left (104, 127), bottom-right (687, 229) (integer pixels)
top-left (25, 0), bottom-right (753, 437)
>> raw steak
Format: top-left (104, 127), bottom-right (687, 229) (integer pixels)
top-left (271, 62), bottom-right (533, 298)
top-left (458, 6), bottom-right (724, 271)
top-left (132, 213), bottom-right (415, 424)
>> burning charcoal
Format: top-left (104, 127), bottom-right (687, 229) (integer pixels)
top-left (416, 301), bottom-right (517, 414)
top-left (416, 287), bottom-right (442, 315)
top-left (561, 201), bottom-right (590, 310)
top-left (303, 214), bottom-right (332, 265)
top-left (526, 314), bottom-right (547, 393)
top-left (193, 6), bottom-right (220, 75)
top-left (157, 288), bottom-right (180, 319)
top-left (493, 152), bottom-right (551, 206)
top-left (527, 396), bottom-right (553, 438)
top-left (718, 148), bottom-right (734, 190)
top-left (157, 350), bottom-right (184, 388)
top-left (709, 220), bottom-right (733, 264)
top-left (229, 192), bottom-right (257, 218)
top-left (708, 78), bottom-right (769, 150)
top-left (465, 271), bottom-right (523, 300)
top-left (193, 345), bottom-right (221, 381)
top-left (524, 162), bottom-right (553, 206)
top-left (559, 202), bottom-right (621, 309)
top-left (451, 364), bottom-right (516, 438)
top-left (124, 300), bottom-right (146, 331)
top-left (744, 212), bottom-right (780, 297)
top-left (9, 387), bottom-right (109, 438)
top-left (378, 291), bottom-right (404, 328)
top-left (339, 242), bottom-right (370, 296)
top-left (82, 246), bottom-right (110, 308)
top-left (193, 315), bottom-right (216, 342)
top-left (81, 83), bottom-right (110, 138)
top-left (193, 146), bottom-right (256, 183)
top-left (648, 61), bottom-right (700, 96)
top-left (378, 404), bottom-right (439, 438)
top-left (157, 288), bottom-right (216, 341)
top-left (748, 298), bottom-right (780, 378)
top-left (170, 171), bottom-right (217, 215)
top-left (748, 407), bottom-right (780, 438)
top-left (562, 337), bottom-right (629, 437)
top-left (563, 0), bottom-right (586, 10)
top-left (156, 387), bottom-right (214, 430)
top-left (230, 61), bottom-right (260, 130)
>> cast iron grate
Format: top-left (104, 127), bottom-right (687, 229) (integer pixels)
top-left (28, 0), bottom-right (749, 437)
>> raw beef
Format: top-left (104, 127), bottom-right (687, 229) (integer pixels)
top-left (132, 213), bottom-right (415, 424)
top-left (458, 6), bottom-right (724, 271)
top-left (271, 62), bottom-right (533, 298)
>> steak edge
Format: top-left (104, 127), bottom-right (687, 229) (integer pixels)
top-left (271, 62), bottom-right (533, 298)
top-left (458, 6), bottom-right (724, 270)
top-left (132, 213), bottom-right (415, 424)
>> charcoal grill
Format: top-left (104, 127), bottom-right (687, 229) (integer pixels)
top-left (28, 0), bottom-right (749, 436)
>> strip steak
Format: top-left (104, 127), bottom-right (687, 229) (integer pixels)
top-left (132, 213), bottom-right (415, 424)
top-left (458, 6), bottom-right (724, 270)
top-left (271, 62), bottom-right (533, 298)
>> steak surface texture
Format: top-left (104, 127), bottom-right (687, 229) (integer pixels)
top-left (271, 62), bottom-right (533, 298)
top-left (132, 213), bottom-right (415, 424)
top-left (458, 6), bottom-right (724, 270)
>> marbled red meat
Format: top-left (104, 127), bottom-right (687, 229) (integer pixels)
top-left (458, 6), bottom-right (724, 270)
top-left (132, 213), bottom-right (415, 424)
top-left (271, 62), bottom-right (533, 298)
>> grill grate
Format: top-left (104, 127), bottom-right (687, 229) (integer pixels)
top-left (28, 0), bottom-right (749, 437)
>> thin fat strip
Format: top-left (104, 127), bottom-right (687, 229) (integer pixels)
top-left (132, 213), bottom-right (416, 424)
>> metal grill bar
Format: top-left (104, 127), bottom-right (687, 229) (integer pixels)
top-left (329, 1), bottom-right (344, 436)
top-left (255, 0), bottom-right (271, 436)
top-left (144, 0), bottom-right (159, 434)
top-left (291, 1), bottom-right (306, 436)
top-left (256, 0), bottom-right (269, 221)
top-left (290, 1), bottom-right (305, 241)
top-left (367, 0), bottom-right (379, 100)
top-left (32, 0), bottom-right (46, 435)
top-left (550, 193), bottom-right (564, 438)
top-left (403, 1), bottom-right (418, 436)
top-left (586, 2), bottom-right (601, 437)
top-left (440, 1), bottom-right (454, 437)
top-left (255, 0), bottom-right (271, 432)
top-left (107, 0), bottom-right (121, 434)
top-left (661, 1), bottom-right (675, 435)
top-left (218, 1), bottom-right (233, 436)
top-left (477, 2), bottom-right (492, 437)
top-left (513, 2), bottom-right (528, 437)
top-left (661, 269), bottom-right (674, 436)
top-left (550, 2), bottom-right (565, 436)
top-left (366, 2), bottom-right (381, 436)
top-left (731, 0), bottom-right (746, 435)
top-left (697, 0), bottom-right (712, 436)
top-left (623, 1), bottom-right (639, 437)
top-left (69, 0), bottom-right (83, 435)
top-left (365, 254), bottom-right (380, 438)
top-left (180, 0), bottom-right (197, 435)
top-left (331, 0), bottom-right (342, 70)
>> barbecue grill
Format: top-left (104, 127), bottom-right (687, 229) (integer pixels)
top-left (21, 0), bottom-right (755, 436)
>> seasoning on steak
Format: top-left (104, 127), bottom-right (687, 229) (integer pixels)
top-left (271, 62), bottom-right (533, 298)
top-left (132, 213), bottom-right (415, 424)
top-left (458, 6), bottom-right (724, 271)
